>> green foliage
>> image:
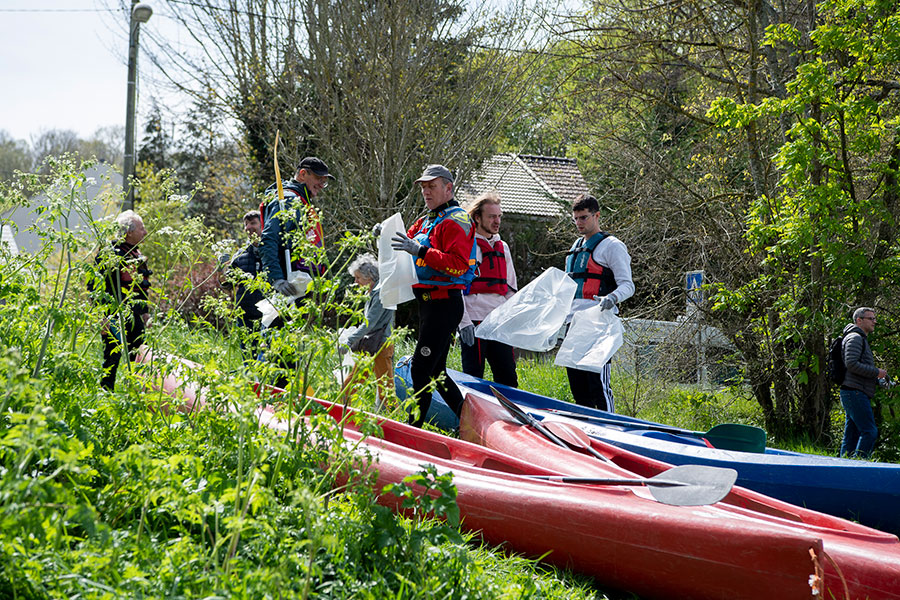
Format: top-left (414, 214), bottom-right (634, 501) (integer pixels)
top-left (0, 158), bottom-right (606, 599)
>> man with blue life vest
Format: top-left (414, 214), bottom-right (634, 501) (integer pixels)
top-left (564, 194), bottom-right (634, 412)
top-left (391, 164), bottom-right (477, 426)
top-left (458, 192), bottom-right (518, 387)
top-left (259, 156), bottom-right (333, 304)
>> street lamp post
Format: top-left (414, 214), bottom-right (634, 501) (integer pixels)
top-left (123, 1), bottom-right (153, 210)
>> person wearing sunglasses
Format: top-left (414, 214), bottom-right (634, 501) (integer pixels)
top-left (839, 306), bottom-right (888, 458)
top-left (259, 156), bottom-right (334, 300)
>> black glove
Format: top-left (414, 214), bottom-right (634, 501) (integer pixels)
top-left (459, 324), bottom-right (475, 346)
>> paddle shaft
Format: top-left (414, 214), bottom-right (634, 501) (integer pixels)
top-left (529, 475), bottom-right (686, 487)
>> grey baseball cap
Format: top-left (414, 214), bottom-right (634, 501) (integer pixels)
top-left (415, 164), bottom-right (454, 183)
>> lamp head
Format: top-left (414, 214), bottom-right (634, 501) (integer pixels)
top-left (132, 3), bottom-right (153, 23)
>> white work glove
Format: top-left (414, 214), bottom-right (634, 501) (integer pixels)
top-left (273, 279), bottom-right (301, 297)
top-left (372, 222), bottom-right (383, 237)
top-left (459, 324), bottom-right (476, 346)
top-left (594, 295), bottom-right (616, 311)
top-left (391, 232), bottom-right (423, 256)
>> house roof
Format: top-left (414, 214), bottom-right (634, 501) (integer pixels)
top-left (457, 154), bottom-right (590, 217)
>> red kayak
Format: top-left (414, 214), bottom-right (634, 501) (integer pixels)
top-left (461, 388), bottom-right (900, 600)
top-left (137, 348), bottom-right (825, 600)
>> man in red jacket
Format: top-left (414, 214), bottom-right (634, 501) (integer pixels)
top-left (391, 164), bottom-right (477, 426)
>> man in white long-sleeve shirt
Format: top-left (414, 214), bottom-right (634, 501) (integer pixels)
top-left (564, 194), bottom-right (634, 412)
top-left (458, 193), bottom-right (518, 387)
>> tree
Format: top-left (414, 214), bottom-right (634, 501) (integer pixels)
top-left (551, 0), bottom-right (900, 442)
top-left (31, 129), bottom-right (82, 169)
top-left (0, 130), bottom-right (32, 182)
top-left (137, 100), bottom-right (171, 170)
top-left (133, 0), bottom-right (552, 238)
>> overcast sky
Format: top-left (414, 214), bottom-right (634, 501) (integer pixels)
top-left (0, 0), bottom-right (178, 142)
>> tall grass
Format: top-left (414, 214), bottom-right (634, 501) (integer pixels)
top-left (0, 158), bottom-right (613, 599)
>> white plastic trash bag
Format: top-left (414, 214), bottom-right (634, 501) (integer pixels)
top-left (554, 305), bottom-right (624, 373)
top-left (256, 298), bottom-right (280, 328)
top-left (284, 249), bottom-right (313, 301)
top-left (334, 326), bottom-right (358, 383)
top-left (475, 267), bottom-right (577, 351)
top-left (376, 213), bottom-right (417, 309)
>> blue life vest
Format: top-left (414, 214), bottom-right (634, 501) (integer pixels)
top-left (565, 231), bottom-right (616, 299)
top-left (413, 205), bottom-right (477, 287)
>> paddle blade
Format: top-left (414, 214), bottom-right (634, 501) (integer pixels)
top-left (648, 465), bottom-right (737, 506)
top-left (704, 424), bottom-right (767, 454)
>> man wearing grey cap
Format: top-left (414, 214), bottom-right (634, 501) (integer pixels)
top-left (259, 156), bottom-right (334, 300)
top-left (391, 164), bottom-right (477, 426)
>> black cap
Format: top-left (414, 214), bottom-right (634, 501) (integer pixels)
top-left (297, 156), bottom-right (335, 179)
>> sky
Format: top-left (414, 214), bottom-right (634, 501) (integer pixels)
top-left (0, 0), bottom-right (180, 143)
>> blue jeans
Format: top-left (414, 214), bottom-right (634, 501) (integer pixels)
top-left (839, 388), bottom-right (878, 458)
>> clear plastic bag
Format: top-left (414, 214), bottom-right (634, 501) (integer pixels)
top-left (376, 213), bottom-right (417, 309)
top-left (554, 304), bottom-right (624, 373)
top-left (474, 267), bottom-right (577, 351)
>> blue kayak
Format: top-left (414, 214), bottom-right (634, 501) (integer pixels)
top-left (449, 369), bottom-right (900, 535)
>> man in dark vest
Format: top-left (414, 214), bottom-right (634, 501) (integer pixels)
top-left (227, 210), bottom-right (265, 330)
top-left (93, 210), bottom-right (152, 391)
top-left (391, 164), bottom-right (477, 426)
top-left (458, 192), bottom-right (518, 387)
top-left (564, 194), bottom-right (634, 412)
top-left (259, 156), bottom-right (333, 302)
top-left (840, 306), bottom-right (887, 458)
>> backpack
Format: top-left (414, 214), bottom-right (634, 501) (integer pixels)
top-left (827, 336), bottom-right (846, 385)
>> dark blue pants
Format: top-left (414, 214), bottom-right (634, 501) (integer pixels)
top-left (460, 331), bottom-right (518, 388)
top-left (839, 387), bottom-right (878, 458)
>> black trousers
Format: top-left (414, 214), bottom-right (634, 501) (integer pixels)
top-left (460, 327), bottom-right (518, 387)
top-left (410, 290), bottom-right (465, 427)
top-left (566, 361), bottom-right (614, 412)
top-left (101, 312), bottom-right (145, 391)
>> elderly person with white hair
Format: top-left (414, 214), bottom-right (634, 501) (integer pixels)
top-left (341, 253), bottom-right (395, 404)
top-left (91, 210), bottom-right (152, 391)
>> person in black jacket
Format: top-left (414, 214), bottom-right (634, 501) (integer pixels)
top-left (840, 306), bottom-right (888, 458)
top-left (227, 211), bottom-right (265, 330)
top-left (93, 210), bottom-right (151, 391)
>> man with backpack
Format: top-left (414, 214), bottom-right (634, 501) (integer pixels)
top-left (259, 156), bottom-right (333, 301)
top-left (838, 307), bottom-right (887, 458)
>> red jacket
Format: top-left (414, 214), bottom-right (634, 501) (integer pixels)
top-left (407, 201), bottom-right (475, 299)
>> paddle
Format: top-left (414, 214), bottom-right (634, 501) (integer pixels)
top-left (546, 408), bottom-right (767, 454)
top-left (489, 386), bottom-right (737, 506)
top-left (526, 465), bottom-right (737, 507)
top-left (542, 420), bottom-right (613, 464)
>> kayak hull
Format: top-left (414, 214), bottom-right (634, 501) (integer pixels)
top-left (139, 348), bottom-right (822, 600)
top-left (450, 369), bottom-right (900, 535)
top-left (461, 390), bottom-right (900, 600)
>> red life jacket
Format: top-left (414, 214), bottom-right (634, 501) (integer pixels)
top-left (467, 237), bottom-right (508, 295)
top-left (565, 231), bottom-right (616, 299)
